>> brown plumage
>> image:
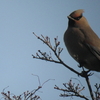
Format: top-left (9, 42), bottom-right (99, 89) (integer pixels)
top-left (64, 9), bottom-right (100, 72)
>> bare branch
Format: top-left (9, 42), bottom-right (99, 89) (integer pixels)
top-left (32, 33), bottom-right (94, 78)
top-left (32, 33), bottom-right (96, 100)
top-left (54, 79), bottom-right (88, 100)
top-left (94, 83), bottom-right (100, 100)
top-left (32, 33), bottom-right (82, 76)
top-left (1, 74), bottom-right (54, 100)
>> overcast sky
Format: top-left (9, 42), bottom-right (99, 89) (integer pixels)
top-left (0, 1), bottom-right (100, 100)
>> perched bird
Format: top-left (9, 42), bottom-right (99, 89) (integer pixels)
top-left (64, 9), bottom-right (100, 72)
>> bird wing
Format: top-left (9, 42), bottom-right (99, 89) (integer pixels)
top-left (85, 43), bottom-right (100, 60)
top-left (79, 28), bottom-right (100, 60)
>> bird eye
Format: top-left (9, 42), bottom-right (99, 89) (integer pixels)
top-left (73, 14), bottom-right (82, 20)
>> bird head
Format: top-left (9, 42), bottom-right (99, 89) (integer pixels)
top-left (68, 9), bottom-right (89, 27)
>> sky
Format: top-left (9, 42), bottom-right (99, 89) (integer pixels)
top-left (0, 0), bottom-right (100, 100)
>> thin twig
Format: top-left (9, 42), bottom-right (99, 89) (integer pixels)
top-left (32, 33), bottom-right (95, 100)
top-left (32, 33), bottom-right (82, 76)
top-left (54, 79), bottom-right (89, 100)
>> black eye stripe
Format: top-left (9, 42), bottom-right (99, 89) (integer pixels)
top-left (73, 15), bottom-right (82, 20)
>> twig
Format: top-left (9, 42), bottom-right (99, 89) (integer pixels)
top-left (32, 33), bottom-right (94, 78)
top-left (32, 33), bottom-right (82, 76)
top-left (32, 33), bottom-right (95, 100)
top-left (85, 77), bottom-right (94, 100)
top-left (54, 79), bottom-right (88, 100)
top-left (1, 74), bottom-right (54, 100)
top-left (94, 83), bottom-right (100, 99)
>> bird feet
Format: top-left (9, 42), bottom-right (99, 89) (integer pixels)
top-left (78, 63), bottom-right (94, 77)
top-left (78, 62), bottom-right (86, 68)
top-left (81, 69), bottom-right (93, 77)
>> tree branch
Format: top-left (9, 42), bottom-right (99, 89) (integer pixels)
top-left (32, 33), bottom-right (95, 100)
top-left (85, 77), bottom-right (94, 100)
top-left (54, 79), bottom-right (89, 100)
top-left (32, 33), bottom-right (82, 76)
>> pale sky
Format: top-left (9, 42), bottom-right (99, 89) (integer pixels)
top-left (0, 1), bottom-right (100, 100)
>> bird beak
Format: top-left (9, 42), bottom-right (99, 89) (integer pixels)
top-left (67, 16), bottom-right (71, 19)
top-left (67, 16), bottom-right (75, 21)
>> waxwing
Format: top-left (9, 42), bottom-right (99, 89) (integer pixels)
top-left (64, 9), bottom-right (100, 72)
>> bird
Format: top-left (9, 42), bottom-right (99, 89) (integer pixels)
top-left (64, 9), bottom-right (100, 72)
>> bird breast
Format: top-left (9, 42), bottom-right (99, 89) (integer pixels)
top-left (64, 27), bottom-right (88, 62)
